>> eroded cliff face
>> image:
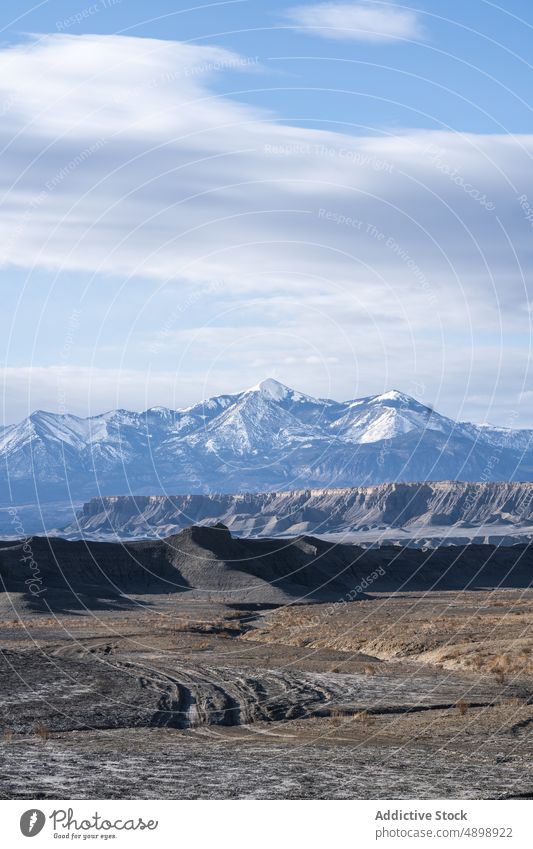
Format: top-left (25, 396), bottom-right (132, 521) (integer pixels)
top-left (66, 481), bottom-right (533, 540)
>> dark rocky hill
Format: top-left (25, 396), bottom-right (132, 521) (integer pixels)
top-left (1, 524), bottom-right (531, 609)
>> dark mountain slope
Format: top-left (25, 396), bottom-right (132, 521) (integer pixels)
top-left (1, 525), bottom-right (531, 609)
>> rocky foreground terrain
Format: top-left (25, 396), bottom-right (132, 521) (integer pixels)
top-left (67, 480), bottom-right (533, 543)
top-left (0, 526), bottom-right (531, 799)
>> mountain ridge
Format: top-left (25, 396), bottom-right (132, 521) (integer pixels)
top-left (2, 379), bottom-right (533, 508)
top-left (1, 524), bottom-right (532, 606)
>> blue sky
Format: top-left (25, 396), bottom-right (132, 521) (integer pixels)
top-left (0, 1), bottom-right (532, 424)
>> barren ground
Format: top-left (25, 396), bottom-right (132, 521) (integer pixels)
top-left (0, 587), bottom-right (531, 799)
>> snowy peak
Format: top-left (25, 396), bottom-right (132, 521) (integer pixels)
top-left (241, 378), bottom-right (343, 430)
top-left (243, 377), bottom-right (323, 405)
top-left (0, 410), bottom-right (91, 453)
top-left (331, 390), bottom-right (448, 444)
top-left (144, 406), bottom-right (175, 419)
top-left (3, 380), bottom-right (533, 505)
top-left (197, 383), bottom-right (317, 455)
top-left (365, 391), bottom-right (439, 419)
top-left (245, 377), bottom-right (293, 401)
top-left (369, 390), bottom-right (425, 408)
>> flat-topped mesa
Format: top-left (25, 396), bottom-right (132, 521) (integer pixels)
top-left (66, 481), bottom-right (533, 541)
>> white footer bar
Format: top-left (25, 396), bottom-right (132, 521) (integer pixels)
top-left (1, 799), bottom-right (531, 848)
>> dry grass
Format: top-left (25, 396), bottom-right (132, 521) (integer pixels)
top-left (502, 696), bottom-right (526, 709)
top-left (34, 723), bottom-right (50, 742)
top-left (242, 590), bottom-right (533, 682)
top-left (330, 708), bottom-right (344, 726)
top-left (488, 655), bottom-right (512, 684)
top-left (353, 710), bottom-right (375, 725)
top-left (328, 707), bottom-right (377, 727)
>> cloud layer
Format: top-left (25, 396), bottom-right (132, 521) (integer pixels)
top-left (285, 1), bottom-right (425, 42)
top-left (0, 33), bottom-right (532, 424)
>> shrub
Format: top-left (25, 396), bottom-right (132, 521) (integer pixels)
top-left (34, 723), bottom-right (50, 742)
top-left (457, 699), bottom-right (469, 716)
top-left (330, 708), bottom-right (343, 726)
top-left (493, 668), bottom-right (506, 685)
top-left (353, 710), bottom-right (375, 725)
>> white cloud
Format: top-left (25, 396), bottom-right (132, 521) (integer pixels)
top-left (0, 365), bottom-right (206, 422)
top-left (0, 33), bottom-right (532, 423)
top-left (284, 1), bottom-right (425, 43)
top-left (0, 33), bottom-right (530, 302)
top-left (2, 335), bottom-right (532, 427)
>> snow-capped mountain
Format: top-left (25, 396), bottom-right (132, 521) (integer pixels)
top-left (330, 390), bottom-right (451, 443)
top-left (1, 378), bottom-right (533, 507)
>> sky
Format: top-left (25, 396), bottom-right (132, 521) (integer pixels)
top-left (0, 0), bottom-right (532, 425)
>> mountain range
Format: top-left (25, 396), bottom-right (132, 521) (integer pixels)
top-left (1, 378), bottom-right (533, 511)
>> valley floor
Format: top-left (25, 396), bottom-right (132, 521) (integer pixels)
top-left (0, 587), bottom-right (531, 799)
